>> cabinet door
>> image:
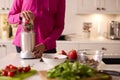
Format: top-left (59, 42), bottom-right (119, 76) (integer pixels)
top-left (0, 0), bottom-right (5, 12)
top-left (9, 0), bottom-right (13, 9)
top-left (77, 0), bottom-right (120, 14)
top-left (117, 0), bottom-right (120, 12)
top-left (0, 0), bottom-right (12, 13)
top-left (102, 0), bottom-right (118, 12)
top-left (0, 44), bottom-right (7, 58)
top-left (77, 0), bottom-right (101, 13)
top-left (6, 43), bottom-right (16, 54)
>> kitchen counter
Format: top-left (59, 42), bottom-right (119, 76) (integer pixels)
top-left (0, 38), bottom-right (120, 44)
top-left (0, 53), bottom-right (120, 80)
top-left (57, 39), bottom-right (120, 44)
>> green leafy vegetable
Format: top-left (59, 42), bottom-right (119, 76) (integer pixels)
top-left (47, 61), bottom-right (98, 80)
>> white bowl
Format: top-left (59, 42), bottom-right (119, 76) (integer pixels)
top-left (42, 54), bottom-right (67, 68)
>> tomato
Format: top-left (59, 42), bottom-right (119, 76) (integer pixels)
top-left (61, 50), bottom-right (67, 55)
top-left (23, 66), bottom-right (31, 73)
top-left (2, 70), bottom-right (8, 76)
top-left (5, 66), bottom-right (10, 71)
top-left (8, 72), bottom-right (15, 77)
top-left (18, 67), bottom-right (23, 73)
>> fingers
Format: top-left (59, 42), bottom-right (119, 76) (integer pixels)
top-left (20, 11), bottom-right (34, 22)
top-left (32, 44), bottom-right (46, 58)
top-left (32, 50), bottom-right (42, 58)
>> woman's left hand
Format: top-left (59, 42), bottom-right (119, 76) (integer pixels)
top-left (32, 44), bottom-right (46, 58)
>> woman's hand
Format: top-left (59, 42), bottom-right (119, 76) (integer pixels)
top-left (20, 11), bottom-right (34, 23)
top-left (32, 44), bottom-right (46, 58)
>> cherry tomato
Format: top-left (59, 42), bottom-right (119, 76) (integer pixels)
top-left (5, 66), bottom-right (10, 71)
top-left (2, 70), bottom-right (8, 76)
top-left (18, 67), bottom-right (23, 73)
top-left (8, 72), bottom-right (15, 77)
top-left (23, 66), bottom-right (31, 73)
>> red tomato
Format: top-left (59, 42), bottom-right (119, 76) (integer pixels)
top-left (68, 50), bottom-right (77, 60)
top-left (23, 66), bottom-right (31, 73)
top-left (5, 66), bottom-right (10, 71)
top-left (2, 70), bottom-right (8, 76)
top-left (8, 72), bottom-right (15, 77)
top-left (18, 67), bottom-right (23, 73)
top-left (61, 50), bottom-right (67, 55)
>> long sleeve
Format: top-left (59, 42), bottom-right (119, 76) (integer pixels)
top-left (8, 0), bottom-right (23, 24)
top-left (43, 0), bottom-right (66, 50)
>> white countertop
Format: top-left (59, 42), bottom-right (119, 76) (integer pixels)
top-left (57, 39), bottom-right (120, 44)
top-left (0, 38), bottom-right (120, 44)
top-left (0, 53), bottom-right (120, 80)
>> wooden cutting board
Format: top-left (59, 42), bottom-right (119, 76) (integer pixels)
top-left (39, 71), bottom-right (57, 80)
top-left (39, 71), bottom-right (112, 80)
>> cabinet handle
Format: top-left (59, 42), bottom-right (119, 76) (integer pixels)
top-left (2, 8), bottom-right (5, 10)
top-left (2, 44), bottom-right (6, 47)
top-left (6, 8), bottom-right (9, 10)
top-left (102, 8), bottom-right (105, 10)
top-left (96, 8), bottom-right (101, 10)
top-left (101, 47), bottom-right (107, 51)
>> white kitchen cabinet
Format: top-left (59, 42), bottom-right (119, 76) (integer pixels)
top-left (0, 44), bottom-right (7, 58)
top-left (0, 0), bottom-right (13, 13)
top-left (77, 0), bottom-right (120, 14)
top-left (0, 42), bottom-right (16, 58)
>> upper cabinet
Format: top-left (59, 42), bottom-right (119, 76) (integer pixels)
top-left (0, 0), bottom-right (13, 14)
top-left (77, 0), bottom-right (120, 14)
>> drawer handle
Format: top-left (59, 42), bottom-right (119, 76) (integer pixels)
top-left (102, 8), bottom-right (105, 10)
top-left (2, 44), bottom-right (6, 47)
top-left (96, 8), bottom-right (101, 10)
top-left (102, 47), bottom-right (107, 51)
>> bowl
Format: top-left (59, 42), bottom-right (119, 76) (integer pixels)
top-left (77, 49), bottom-right (103, 69)
top-left (42, 54), bottom-right (67, 68)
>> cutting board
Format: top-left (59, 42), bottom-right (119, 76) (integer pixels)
top-left (39, 71), bottom-right (112, 80)
top-left (39, 71), bottom-right (57, 80)
top-left (0, 69), bottom-right (37, 80)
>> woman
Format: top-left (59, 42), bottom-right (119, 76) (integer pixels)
top-left (8, 0), bottom-right (66, 58)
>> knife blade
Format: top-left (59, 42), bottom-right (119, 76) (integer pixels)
top-left (99, 70), bottom-right (120, 76)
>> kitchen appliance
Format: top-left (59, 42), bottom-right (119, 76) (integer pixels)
top-left (108, 21), bottom-right (120, 40)
top-left (20, 18), bottom-right (35, 59)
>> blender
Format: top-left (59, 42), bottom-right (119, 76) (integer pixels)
top-left (20, 18), bottom-right (35, 59)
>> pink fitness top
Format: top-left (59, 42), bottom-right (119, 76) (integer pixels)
top-left (8, 0), bottom-right (65, 50)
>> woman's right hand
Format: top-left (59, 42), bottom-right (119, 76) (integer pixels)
top-left (20, 11), bottom-right (35, 23)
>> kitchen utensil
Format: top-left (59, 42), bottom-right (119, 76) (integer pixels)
top-left (20, 18), bottom-right (35, 59)
top-left (99, 70), bottom-right (120, 76)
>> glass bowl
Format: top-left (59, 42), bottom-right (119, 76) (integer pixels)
top-left (77, 49), bottom-right (103, 69)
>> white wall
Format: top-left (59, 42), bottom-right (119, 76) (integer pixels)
top-left (63, 0), bottom-right (118, 39)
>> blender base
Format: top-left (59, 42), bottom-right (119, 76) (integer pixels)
top-left (20, 51), bottom-right (35, 59)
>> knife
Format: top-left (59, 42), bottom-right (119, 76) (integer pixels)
top-left (99, 70), bottom-right (120, 76)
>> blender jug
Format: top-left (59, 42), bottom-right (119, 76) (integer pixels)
top-left (20, 18), bottom-right (35, 59)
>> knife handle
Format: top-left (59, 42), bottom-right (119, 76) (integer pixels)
top-left (100, 70), bottom-right (120, 76)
